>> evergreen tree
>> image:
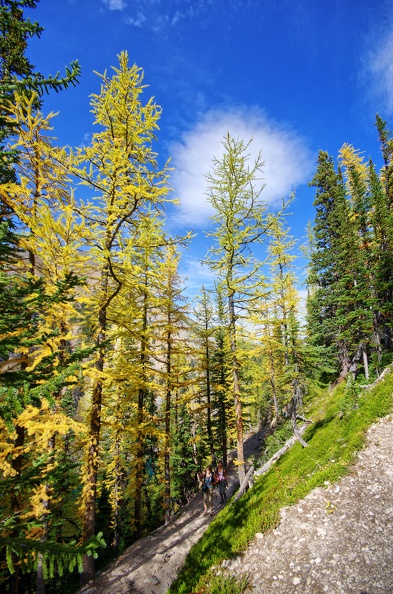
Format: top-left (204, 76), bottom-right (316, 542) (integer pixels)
top-left (204, 133), bottom-right (286, 483)
top-left (210, 287), bottom-right (232, 468)
top-left (0, 0), bottom-right (80, 187)
top-left (155, 245), bottom-right (189, 524)
top-left (192, 286), bottom-right (217, 465)
top-left (375, 114), bottom-right (393, 207)
top-left (307, 151), bottom-right (352, 377)
top-left (371, 116), bottom-right (393, 353)
top-left (308, 144), bottom-right (389, 382)
top-left (64, 52), bottom-right (172, 584)
top-left (338, 144), bottom-right (376, 378)
top-left (369, 159), bottom-right (393, 358)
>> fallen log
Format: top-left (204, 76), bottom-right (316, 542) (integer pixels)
top-left (255, 422), bottom-right (310, 478)
top-left (233, 465), bottom-right (255, 501)
top-left (232, 422), bottom-right (312, 501)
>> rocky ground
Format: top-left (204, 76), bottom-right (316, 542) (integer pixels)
top-left (227, 414), bottom-right (393, 593)
top-left (79, 414), bottom-right (393, 594)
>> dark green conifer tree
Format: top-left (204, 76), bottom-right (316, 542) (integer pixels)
top-left (192, 286), bottom-right (217, 465)
top-left (307, 151), bottom-right (345, 375)
top-left (307, 151), bottom-right (373, 379)
top-left (0, 0), bottom-right (80, 188)
top-left (375, 114), bottom-right (393, 207)
top-left (210, 287), bottom-right (232, 468)
top-left (369, 158), bottom-right (393, 357)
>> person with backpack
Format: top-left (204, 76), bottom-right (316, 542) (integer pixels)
top-left (199, 466), bottom-right (217, 516)
top-left (216, 460), bottom-right (228, 504)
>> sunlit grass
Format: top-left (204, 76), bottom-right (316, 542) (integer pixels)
top-left (169, 370), bottom-right (393, 594)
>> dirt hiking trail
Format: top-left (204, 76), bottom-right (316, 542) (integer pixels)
top-left (79, 431), bottom-right (263, 594)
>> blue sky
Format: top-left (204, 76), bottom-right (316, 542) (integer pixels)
top-left (25, 0), bottom-right (393, 297)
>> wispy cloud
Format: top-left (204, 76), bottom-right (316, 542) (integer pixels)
top-left (102, 0), bottom-right (126, 10)
top-left (365, 30), bottom-right (393, 116)
top-left (179, 254), bottom-right (217, 299)
top-left (125, 12), bottom-right (146, 27)
top-left (170, 107), bottom-right (313, 229)
top-left (123, 0), bottom-right (218, 31)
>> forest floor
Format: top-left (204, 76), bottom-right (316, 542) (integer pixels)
top-left (79, 414), bottom-right (393, 594)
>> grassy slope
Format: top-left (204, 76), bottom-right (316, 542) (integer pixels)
top-left (169, 369), bottom-right (393, 594)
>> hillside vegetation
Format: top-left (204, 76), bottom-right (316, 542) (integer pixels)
top-left (169, 368), bottom-right (393, 594)
top-left (1, 3), bottom-right (393, 591)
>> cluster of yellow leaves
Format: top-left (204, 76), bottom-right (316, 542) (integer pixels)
top-left (0, 420), bottom-right (18, 478)
top-left (17, 399), bottom-right (83, 442)
top-left (0, 400), bottom-right (85, 529)
top-left (20, 484), bottom-right (50, 524)
top-left (338, 143), bottom-right (368, 194)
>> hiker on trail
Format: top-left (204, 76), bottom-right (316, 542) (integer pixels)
top-left (216, 460), bottom-right (228, 504)
top-left (199, 466), bottom-right (217, 516)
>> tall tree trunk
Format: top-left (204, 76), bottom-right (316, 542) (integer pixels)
top-left (220, 393), bottom-right (228, 469)
top-left (164, 329), bottom-right (172, 524)
top-left (36, 435), bottom-right (55, 594)
top-left (339, 342), bottom-right (351, 379)
top-left (8, 424), bottom-right (25, 594)
top-left (268, 347), bottom-right (280, 423)
top-left (81, 304), bottom-right (106, 585)
top-left (112, 438), bottom-right (122, 551)
top-left (135, 291), bottom-right (148, 538)
top-left (36, 554), bottom-right (45, 594)
top-left (205, 335), bottom-right (216, 466)
top-left (191, 415), bottom-right (198, 465)
top-left (134, 386), bottom-right (145, 538)
top-left (228, 293), bottom-right (245, 484)
top-left (363, 349), bottom-right (369, 380)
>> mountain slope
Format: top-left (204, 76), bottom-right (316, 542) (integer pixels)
top-left (227, 413), bottom-right (393, 592)
top-left (79, 369), bottom-right (393, 594)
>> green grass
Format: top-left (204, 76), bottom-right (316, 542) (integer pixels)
top-left (169, 369), bottom-right (393, 594)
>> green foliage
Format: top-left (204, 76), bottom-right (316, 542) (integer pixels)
top-left (307, 122), bottom-right (393, 380)
top-left (1, 532), bottom-right (105, 578)
top-left (193, 568), bottom-right (249, 594)
top-left (258, 421), bottom-right (293, 465)
top-left (171, 406), bottom-right (200, 506)
top-left (169, 369), bottom-right (393, 593)
top-left (0, 0), bottom-right (80, 186)
top-left (0, 0), bottom-right (80, 98)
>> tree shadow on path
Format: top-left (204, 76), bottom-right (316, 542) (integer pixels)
top-left (79, 428), bottom-right (265, 594)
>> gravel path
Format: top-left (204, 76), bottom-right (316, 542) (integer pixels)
top-left (227, 413), bottom-right (393, 593)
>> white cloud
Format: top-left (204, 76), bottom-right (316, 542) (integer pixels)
top-left (170, 107), bottom-right (313, 229)
top-left (365, 31), bottom-right (393, 115)
top-left (125, 12), bottom-right (146, 27)
top-left (122, 0), bottom-right (216, 32)
top-left (102, 0), bottom-right (126, 10)
top-left (171, 10), bottom-right (184, 26)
